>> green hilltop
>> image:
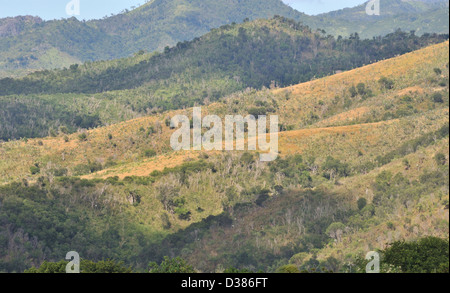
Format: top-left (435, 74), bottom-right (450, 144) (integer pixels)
top-left (0, 0), bottom-right (448, 77)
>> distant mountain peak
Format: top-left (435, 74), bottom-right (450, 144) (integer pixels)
top-left (0, 15), bottom-right (43, 37)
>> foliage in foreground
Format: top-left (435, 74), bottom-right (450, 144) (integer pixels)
top-left (355, 237), bottom-right (449, 273)
top-left (24, 259), bottom-right (133, 273)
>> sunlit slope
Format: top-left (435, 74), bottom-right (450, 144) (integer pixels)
top-left (272, 41), bottom-right (449, 128)
top-left (0, 41), bottom-right (448, 185)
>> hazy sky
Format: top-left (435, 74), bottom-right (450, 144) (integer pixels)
top-left (0, 0), bottom-right (368, 20)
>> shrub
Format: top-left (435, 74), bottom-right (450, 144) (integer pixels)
top-left (386, 222), bottom-right (395, 230)
top-left (149, 257), bottom-right (195, 273)
top-left (73, 161), bottom-right (103, 175)
top-left (322, 156), bottom-right (350, 180)
top-left (25, 259), bottom-right (133, 273)
top-left (379, 77), bottom-right (394, 90)
top-left (349, 85), bottom-right (358, 97)
top-left (356, 83), bottom-right (366, 95)
top-left (357, 198), bottom-right (367, 210)
top-left (161, 213), bottom-right (172, 230)
top-left (175, 207), bottom-right (191, 220)
top-left (78, 133), bottom-right (88, 141)
top-left (59, 126), bottom-right (69, 134)
top-left (30, 165), bottom-right (40, 175)
top-left (248, 107), bottom-right (271, 116)
top-left (435, 153), bottom-right (447, 166)
top-left (49, 129), bottom-right (58, 137)
top-left (431, 92), bottom-right (444, 103)
top-left (50, 168), bottom-right (68, 177)
top-left (255, 192), bottom-right (270, 206)
top-left (277, 264), bottom-right (300, 273)
top-left (144, 149), bottom-right (157, 158)
top-left (240, 152), bottom-right (254, 165)
top-left (382, 237), bottom-right (449, 273)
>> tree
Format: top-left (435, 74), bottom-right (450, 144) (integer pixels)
top-left (374, 171), bottom-right (392, 193)
top-left (379, 77), bottom-right (394, 90)
top-left (382, 237), bottom-right (449, 273)
top-left (25, 259), bottom-right (133, 273)
top-left (356, 83), bottom-right (366, 96)
top-left (78, 133), bottom-right (88, 141)
top-left (149, 257), bottom-right (195, 273)
top-left (322, 156), bottom-right (350, 181)
top-left (326, 222), bottom-right (346, 243)
top-left (276, 264), bottom-right (300, 273)
top-left (432, 92), bottom-right (444, 103)
top-left (144, 149), bottom-right (157, 157)
top-left (349, 85), bottom-right (358, 98)
top-left (357, 198), bottom-right (367, 210)
top-left (434, 153), bottom-right (447, 166)
top-left (30, 164), bottom-right (40, 175)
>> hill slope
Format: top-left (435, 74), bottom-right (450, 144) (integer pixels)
top-left (0, 42), bottom-right (448, 272)
top-left (1, 17), bottom-right (447, 141)
top-left (0, 0), bottom-right (448, 77)
top-left (311, 0), bottom-right (450, 38)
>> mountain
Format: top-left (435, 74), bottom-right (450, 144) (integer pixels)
top-left (0, 0), bottom-right (448, 78)
top-left (0, 41), bottom-right (448, 272)
top-left (310, 0), bottom-right (450, 37)
top-left (1, 17), bottom-right (447, 141)
top-left (0, 0), bottom-right (306, 78)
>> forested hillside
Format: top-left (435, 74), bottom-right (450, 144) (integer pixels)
top-left (0, 17), bottom-right (448, 141)
top-left (0, 41), bottom-right (448, 273)
top-left (310, 0), bottom-right (449, 37)
top-left (0, 0), bottom-right (448, 77)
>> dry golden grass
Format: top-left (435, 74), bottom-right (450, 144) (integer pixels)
top-left (0, 41), bottom-right (448, 185)
top-left (273, 41), bottom-right (449, 127)
top-left (312, 107), bottom-right (371, 127)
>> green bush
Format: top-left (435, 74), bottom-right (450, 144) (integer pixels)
top-left (149, 257), bottom-right (195, 273)
top-left (161, 213), bottom-right (172, 230)
top-left (357, 198), bottom-right (367, 210)
top-left (431, 92), bottom-right (444, 103)
top-left (25, 259), bottom-right (133, 273)
top-left (434, 153), bottom-right (447, 166)
top-left (143, 149), bottom-right (157, 158)
top-left (349, 85), bottom-right (358, 97)
top-left (382, 237), bottom-right (449, 273)
top-left (379, 77), bottom-right (395, 90)
top-left (277, 264), bottom-right (300, 273)
top-left (78, 133), bottom-right (88, 141)
top-left (356, 83), bottom-right (366, 96)
top-left (30, 165), bottom-right (40, 175)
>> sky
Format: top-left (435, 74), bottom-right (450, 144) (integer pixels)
top-left (0, 0), bottom-right (368, 20)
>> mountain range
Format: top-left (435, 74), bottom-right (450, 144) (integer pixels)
top-left (0, 0), bottom-right (448, 77)
top-left (0, 39), bottom-right (448, 273)
top-left (0, 0), bottom-right (448, 274)
top-left (1, 17), bottom-right (447, 141)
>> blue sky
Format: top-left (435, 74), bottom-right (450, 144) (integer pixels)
top-left (0, 0), bottom-right (368, 20)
